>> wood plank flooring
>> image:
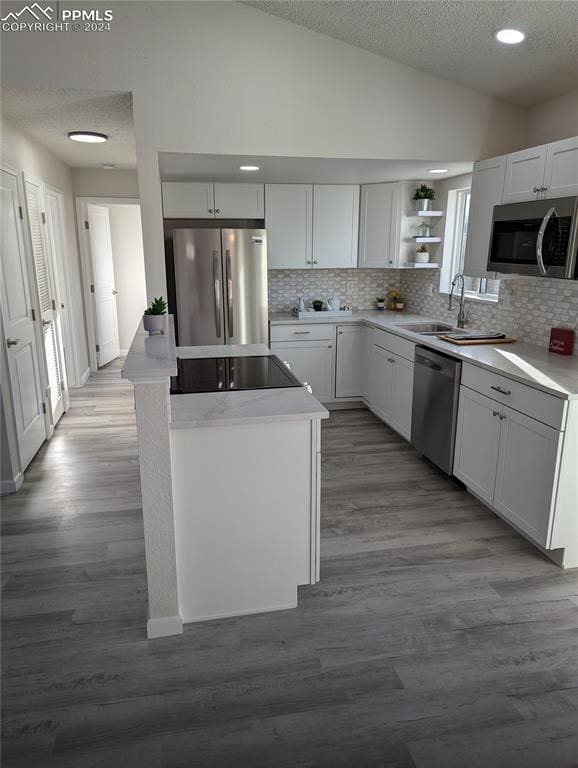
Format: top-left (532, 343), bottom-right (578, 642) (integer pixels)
top-left (2, 360), bottom-right (578, 767)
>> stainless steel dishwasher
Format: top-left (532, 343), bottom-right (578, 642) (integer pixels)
top-left (411, 346), bottom-right (462, 475)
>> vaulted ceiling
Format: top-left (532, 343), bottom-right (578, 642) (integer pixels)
top-left (243, 0), bottom-right (578, 107)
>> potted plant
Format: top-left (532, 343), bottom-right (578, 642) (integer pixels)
top-left (415, 244), bottom-right (429, 263)
top-left (412, 184), bottom-right (436, 212)
top-left (386, 289), bottom-right (399, 311)
top-left (143, 296), bottom-right (168, 335)
top-left (376, 295), bottom-right (386, 312)
top-left (395, 295), bottom-right (405, 311)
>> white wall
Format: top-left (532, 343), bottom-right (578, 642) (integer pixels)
top-left (526, 89), bottom-right (578, 146)
top-left (106, 204), bottom-right (147, 351)
top-left (0, 116), bottom-right (90, 381)
top-left (1, 1), bottom-right (527, 299)
top-left (71, 168), bottom-right (140, 198)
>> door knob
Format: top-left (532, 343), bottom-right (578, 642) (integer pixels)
top-left (112, 289), bottom-right (118, 295)
top-left (42, 320), bottom-right (50, 326)
top-left (6, 338), bottom-right (20, 347)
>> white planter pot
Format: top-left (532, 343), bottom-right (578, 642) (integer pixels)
top-left (143, 314), bottom-right (167, 335)
top-left (415, 251), bottom-right (429, 263)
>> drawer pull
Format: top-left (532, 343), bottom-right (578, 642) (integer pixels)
top-left (492, 410), bottom-right (500, 417)
top-left (491, 385), bottom-right (511, 396)
top-left (293, 331), bottom-right (311, 335)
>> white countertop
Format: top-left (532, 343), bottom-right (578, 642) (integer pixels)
top-left (171, 387), bottom-right (328, 429)
top-left (121, 316), bottom-right (177, 382)
top-left (270, 311), bottom-right (578, 400)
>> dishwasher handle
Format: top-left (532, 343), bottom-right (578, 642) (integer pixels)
top-left (417, 359), bottom-right (443, 372)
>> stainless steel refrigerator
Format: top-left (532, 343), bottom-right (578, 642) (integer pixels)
top-left (171, 228), bottom-right (268, 346)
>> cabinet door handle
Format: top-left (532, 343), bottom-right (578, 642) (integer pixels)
top-left (387, 357), bottom-right (395, 363)
top-left (492, 410), bottom-right (500, 417)
top-left (499, 414), bottom-right (507, 421)
top-left (313, 260), bottom-right (318, 265)
top-left (293, 331), bottom-right (311, 335)
top-left (490, 385), bottom-right (511, 396)
top-left (6, 338), bottom-right (20, 347)
top-left (215, 209), bottom-right (221, 214)
top-left (532, 186), bottom-right (541, 194)
top-left (208, 208), bottom-right (214, 214)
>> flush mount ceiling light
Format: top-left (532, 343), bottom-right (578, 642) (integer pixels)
top-left (428, 168), bottom-right (449, 174)
top-left (101, 163), bottom-right (116, 169)
top-left (239, 165), bottom-right (260, 171)
top-left (68, 131), bottom-right (108, 143)
top-left (494, 28), bottom-right (525, 44)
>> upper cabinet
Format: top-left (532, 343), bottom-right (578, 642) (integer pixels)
top-left (162, 182), bottom-right (214, 218)
top-left (312, 185), bottom-right (359, 268)
top-left (213, 183), bottom-right (264, 219)
top-left (502, 136), bottom-right (578, 203)
top-left (544, 136), bottom-right (578, 198)
top-left (463, 156), bottom-right (506, 278)
top-left (162, 182), bottom-right (264, 219)
top-left (358, 183), bottom-right (401, 268)
top-left (265, 184), bottom-right (313, 269)
top-left (502, 144), bottom-right (549, 203)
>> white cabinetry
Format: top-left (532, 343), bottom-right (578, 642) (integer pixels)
top-left (454, 363), bottom-right (573, 557)
top-left (161, 182), bottom-right (214, 218)
top-left (161, 182), bottom-right (264, 219)
top-left (503, 145), bottom-right (549, 203)
top-left (463, 156), bottom-right (506, 278)
top-left (358, 183), bottom-right (401, 268)
top-left (265, 184), bottom-right (312, 269)
top-left (214, 183), bottom-right (264, 219)
top-left (502, 137), bottom-right (578, 203)
top-left (369, 330), bottom-right (414, 439)
top-left (493, 406), bottom-right (561, 547)
top-left (544, 136), bottom-right (578, 198)
top-left (270, 323), bottom-right (335, 402)
top-left (335, 324), bottom-right (367, 398)
top-left (454, 387), bottom-right (503, 504)
top-left (312, 185), bottom-right (359, 268)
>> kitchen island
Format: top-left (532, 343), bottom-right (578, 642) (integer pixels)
top-left (122, 319), bottom-right (328, 638)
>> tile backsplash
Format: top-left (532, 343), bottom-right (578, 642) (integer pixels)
top-left (400, 270), bottom-right (578, 356)
top-left (268, 268), bottom-right (399, 312)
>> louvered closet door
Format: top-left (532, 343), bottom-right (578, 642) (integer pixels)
top-left (24, 178), bottom-right (65, 426)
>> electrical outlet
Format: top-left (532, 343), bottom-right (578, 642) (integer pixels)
top-left (426, 283), bottom-right (434, 296)
top-left (346, 280), bottom-right (354, 295)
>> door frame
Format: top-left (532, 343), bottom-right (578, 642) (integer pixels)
top-left (76, 197), bottom-right (140, 371)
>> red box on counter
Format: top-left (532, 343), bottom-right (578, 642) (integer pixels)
top-left (549, 327), bottom-right (575, 356)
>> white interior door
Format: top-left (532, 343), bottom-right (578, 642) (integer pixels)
top-left (24, 177), bottom-right (66, 425)
top-left (86, 203), bottom-right (120, 367)
top-left (0, 169), bottom-right (46, 469)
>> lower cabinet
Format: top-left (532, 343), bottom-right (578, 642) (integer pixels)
top-left (454, 385), bottom-right (562, 548)
top-left (493, 405), bottom-right (561, 547)
top-left (369, 343), bottom-right (414, 440)
top-left (454, 386), bottom-right (502, 504)
top-left (335, 324), bottom-right (367, 398)
top-left (271, 340), bottom-right (335, 402)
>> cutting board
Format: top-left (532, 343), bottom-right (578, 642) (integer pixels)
top-left (438, 335), bottom-right (516, 346)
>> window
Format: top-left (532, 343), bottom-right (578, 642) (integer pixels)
top-left (440, 187), bottom-right (500, 302)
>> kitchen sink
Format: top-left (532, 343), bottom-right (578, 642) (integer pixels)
top-left (397, 322), bottom-right (458, 335)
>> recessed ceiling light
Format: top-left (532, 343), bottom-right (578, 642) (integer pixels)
top-left (101, 163), bottom-right (116, 170)
top-left (428, 168), bottom-right (449, 174)
top-left (68, 131), bottom-right (108, 143)
top-left (239, 165), bottom-right (260, 171)
top-left (494, 28), bottom-right (525, 44)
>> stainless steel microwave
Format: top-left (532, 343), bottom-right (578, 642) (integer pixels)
top-left (487, 196), bottom-right (578, 279)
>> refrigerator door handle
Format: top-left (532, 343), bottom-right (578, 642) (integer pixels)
top-left (225, 249), bottom-right (234, 339)
top-left (213, 250), bottom-right (222, 339)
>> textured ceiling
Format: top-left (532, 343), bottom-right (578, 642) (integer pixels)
top-left (242, 0), bottom-right (578, 107)
top-left (159, 153), bottom-right (473, 184)
top-left (1, 89), bottom-right (136, 169)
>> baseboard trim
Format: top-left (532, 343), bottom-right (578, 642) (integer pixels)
top-left (182, 601), bottom-right (297, 624)
top-left (147, 613), bottom-right (183, 639)
top-left (0, 472), bottom-right (23, 495)
top-left (78, 367), bottom-right (91, 387)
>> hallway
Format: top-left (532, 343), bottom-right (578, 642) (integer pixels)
top-left (2, 362), bottom-right (578, 767)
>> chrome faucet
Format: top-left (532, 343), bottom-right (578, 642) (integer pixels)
top-left (448, 272), bottom-right (468, 328)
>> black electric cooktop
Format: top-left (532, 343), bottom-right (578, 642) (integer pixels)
top-left (170, 355), bottom-right (303, 394)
